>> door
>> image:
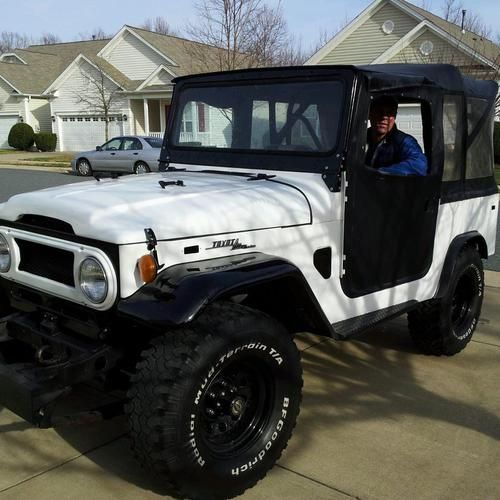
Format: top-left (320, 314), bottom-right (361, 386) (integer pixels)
top-left (59, 116), bottom-right (123, 151)
top-left (119, 137), bottom-right (143, 171)
top-left (341, 94), bottom-right (441, 298)
top-left (98, 137), bottom-right (124, 170)
top-left (0, 115), bottom-right (18, 148)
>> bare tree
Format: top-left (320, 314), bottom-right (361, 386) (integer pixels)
top-left (75, 61), bottom-right (122, 142)
top-left (142, 17), bottom-right (178, 36)
top-left (0, 31), bottom-right (31, 54)
top-left (441, 0), bottom-right (491, 38)
top-left (39, 32), bottom-right (61, 45)
top-left (76, 28), bottom-right (112, 41)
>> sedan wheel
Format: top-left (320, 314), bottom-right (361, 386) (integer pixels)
top-left (76, 159), bottom-right (92, 176)
top-left (134, 162), bottom-right (150, 174)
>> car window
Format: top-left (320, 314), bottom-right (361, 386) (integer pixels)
top-left (122, 138), bottom-right (142, 150)
top-left (144, 137), bottom-right (163, 148)
top-left (103, 138), bottom-right (122, 151)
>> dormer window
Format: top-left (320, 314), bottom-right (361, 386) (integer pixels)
top-left (0, 53), bottom-right (27, 64)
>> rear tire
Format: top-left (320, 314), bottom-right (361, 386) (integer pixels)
top-left (408, 245), bottom-right (484, 355)
top-left (134, 161), bottom-right (150, 174)
top-left (76, 158), bottom-right (92, 176)
top-left (126, 302), bottom-right (302, 499)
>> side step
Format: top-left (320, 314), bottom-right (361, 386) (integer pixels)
top-left (333, 301), bottom-right (418, 339)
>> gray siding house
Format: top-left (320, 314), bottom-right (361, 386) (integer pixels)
top-left (0, 26), bottom-right (220, 151)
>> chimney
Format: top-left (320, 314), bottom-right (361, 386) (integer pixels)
top-left (461, 9), bottom-right (466, 34)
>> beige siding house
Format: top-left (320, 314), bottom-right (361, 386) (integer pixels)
top-left (307, 0), bottom-right (500, 76)
top-left (0, 26), bottom-right (221, 151)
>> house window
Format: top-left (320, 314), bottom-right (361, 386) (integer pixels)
top-left (69, 117), bottom-right (75, 122)
top-left (93, 117), bottom-right (99, 121)
top-left (77, 117), bottom-right (83, 122)
top-left (85, 117), bottom-right (91, 122)
top-left (419, 40), bottom-right (434, 56)
top-left (382, 20), bottom-right (395, 34)
top-left (62, 118), bottom-right (68, 122)
top-left (181, 103), bottom-right (194, 134)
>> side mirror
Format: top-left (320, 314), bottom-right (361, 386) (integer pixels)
top-left (96, 146), bottom-right (102, 151)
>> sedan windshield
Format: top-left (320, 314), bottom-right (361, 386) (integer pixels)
top-left (170, 80), bottom-right (344, 154)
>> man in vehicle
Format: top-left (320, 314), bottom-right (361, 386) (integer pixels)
top-left (365, 95), bottom-right (428, 175)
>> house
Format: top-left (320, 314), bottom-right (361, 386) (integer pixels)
top-left (0, 26), bottom-right (221, 151)
top-left (306, 0), bottom-right (500, 136)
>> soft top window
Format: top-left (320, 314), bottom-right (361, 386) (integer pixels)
top-left (170, 80), bottom-right (344, 154)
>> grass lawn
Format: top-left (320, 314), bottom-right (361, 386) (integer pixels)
top-left (495, 165), bottom-right (500, 185)
top-left (24, 154), bottom-right (73, 163)
top-left (0, 150), bottom-right (14, 154)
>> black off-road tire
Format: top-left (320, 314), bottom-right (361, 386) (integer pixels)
top-left (126, 302), bottom-right (303, 499)
top-left (408, 245), bottom-right (484, 356)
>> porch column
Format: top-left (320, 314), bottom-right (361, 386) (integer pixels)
top-left (23, 97), bottom-right (31, 126)
top-left (160, 100), bottom-right (166, 134)
top-left (143, 98), bottom-right (149, 135)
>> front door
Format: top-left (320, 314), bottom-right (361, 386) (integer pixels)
top-left (341, 93), bottom-right (441, 298)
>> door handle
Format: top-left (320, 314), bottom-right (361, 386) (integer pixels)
top-left (133, 153), bottom-right (139, 155)
top-left (110, 152), bottom-right (116, 155)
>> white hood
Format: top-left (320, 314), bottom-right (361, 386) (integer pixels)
top-left (0, 171), bottom-right (311, 244)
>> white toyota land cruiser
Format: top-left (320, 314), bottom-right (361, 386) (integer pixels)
top-left (0, 64), bottom-right (498, 499)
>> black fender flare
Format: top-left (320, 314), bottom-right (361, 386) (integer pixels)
top-left (117, 252), bottom-right (335, 336)
top-left (435, 231), bottom-right (488, 299)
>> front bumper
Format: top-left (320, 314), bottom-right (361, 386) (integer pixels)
top-left (0, 312), bottom-right (119, 427)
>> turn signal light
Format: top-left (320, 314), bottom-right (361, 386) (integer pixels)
top-left (138, 254), bottom-right (157, 283)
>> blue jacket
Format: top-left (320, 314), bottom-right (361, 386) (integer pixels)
top-left (365, 126), bottom-right (428, 176)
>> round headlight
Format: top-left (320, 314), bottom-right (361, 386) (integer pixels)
top-left (0, 234), bottom-right (11, 273)
top-left (79, 257), bottom-right (108, 303)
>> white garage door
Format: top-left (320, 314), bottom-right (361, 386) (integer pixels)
top-left (59, 115), bottom-right (125, 151)
top-left (396, 104), bottom-right (424, 149)
top-left (0, 114), bottom-right (19, 149)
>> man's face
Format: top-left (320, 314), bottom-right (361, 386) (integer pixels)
top-left (369, 105), bottom-right (396, 138)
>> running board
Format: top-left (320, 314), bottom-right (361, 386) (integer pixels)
top-left (332, 301), bottom-right (418, 339)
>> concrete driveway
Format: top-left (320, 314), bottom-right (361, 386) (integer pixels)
top-left (0, 286), bottom-right (499, 499)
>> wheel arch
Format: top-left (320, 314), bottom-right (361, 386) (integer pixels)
top-left (435, 231), bottom-right (487, 299)
top-left (117, 252), bottom-right (336, 338)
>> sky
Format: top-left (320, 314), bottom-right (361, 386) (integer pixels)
top-left (1, 0), bottom-right (500, 52)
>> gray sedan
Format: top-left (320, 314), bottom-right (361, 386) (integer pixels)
top-left (71, 136), bottom-right (163, 176)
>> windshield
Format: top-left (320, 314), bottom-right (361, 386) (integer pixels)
top-left (170, 80), bottom-right (344, 154)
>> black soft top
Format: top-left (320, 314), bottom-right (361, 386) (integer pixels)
top-left (173, 63), bottom-right (498, 103)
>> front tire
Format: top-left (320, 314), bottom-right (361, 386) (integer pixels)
top-left (76, 158), bottom-right (92, 176)
top-left (408, 245), bottom-right (484, 355)
top-left (126, 302), bottom-right (302, 499)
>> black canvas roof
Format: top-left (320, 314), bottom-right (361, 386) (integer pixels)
top-left (173, 63), bottom-right (497, 103)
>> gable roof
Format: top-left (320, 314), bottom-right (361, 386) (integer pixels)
top-left (306, 0), bottom-right (500, 69)
top-left (0, 26), bottom-right (222, 97)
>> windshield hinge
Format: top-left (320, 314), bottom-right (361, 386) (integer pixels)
top-left (321, 152), bottom-right (346, 193)
top-left (144, 228), bottom-right (164, 271)
top-left (159, 180), bottom-right (185, 189)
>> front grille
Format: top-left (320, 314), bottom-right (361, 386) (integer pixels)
top-left (16, 239), bottom-right (75, 287)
